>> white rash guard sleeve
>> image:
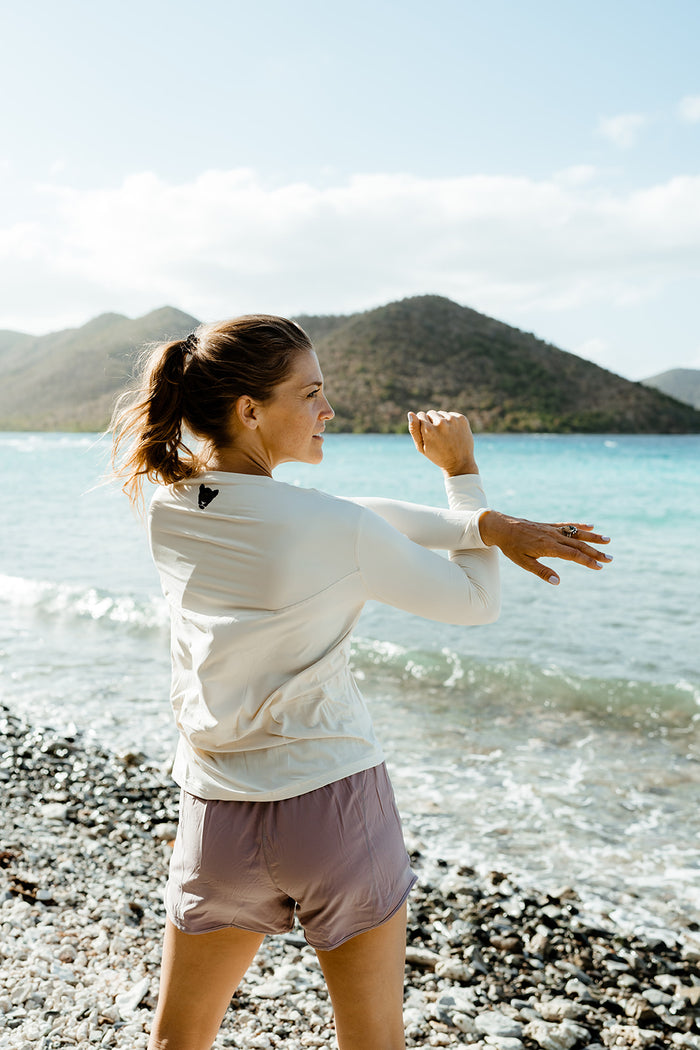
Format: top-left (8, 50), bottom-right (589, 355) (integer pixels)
top-left (356, 475), bottom-right (500, 625)
top-left (347, 487), bottom-right (488, 551)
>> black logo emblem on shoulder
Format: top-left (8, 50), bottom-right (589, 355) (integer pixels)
top-left (198, 484), bottom-right (219, 509)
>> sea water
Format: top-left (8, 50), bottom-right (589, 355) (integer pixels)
top-left (1, 432), bottom-right (698, 936)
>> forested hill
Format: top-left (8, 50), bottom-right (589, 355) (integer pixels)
top-left (297, 296), bottom-right (700, 433)
top-left (1, 296), bottom-right (699, 433)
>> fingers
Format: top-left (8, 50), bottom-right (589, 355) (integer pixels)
top-left (411, 409), bottom-right (463, 427)
top-left (552, 523), bottom-right (612, 545)
top-left (407, 412), bottom-right (424, 452)
top-left (531, 559), bottom-right (561, 586)
top-left (509, 553), bottom-right (561, 586)
top-left (557, 539), bottom-right (613, 569)
top-left (543, 522), bottom-right (613, 568)
top-left (500, 517), bottom-right (613, 585)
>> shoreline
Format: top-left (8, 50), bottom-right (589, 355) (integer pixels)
top-left (1, 704), bottom-right (698, 1050)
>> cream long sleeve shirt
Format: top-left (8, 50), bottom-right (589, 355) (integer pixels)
top-left (148, 471), bottom-right (500, 801)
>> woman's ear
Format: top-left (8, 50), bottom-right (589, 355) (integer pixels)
top-left (234, 395), bottom-right (260, 431)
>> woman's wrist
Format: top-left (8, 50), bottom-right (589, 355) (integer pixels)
top-left (477, 509), bottom-right (508, 547)
top-left (441, 457), bottom-right (479, 477)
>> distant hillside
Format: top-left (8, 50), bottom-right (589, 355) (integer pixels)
top-left (643, 368), bottom-right (700, 410)
top-left (298, 296), bottom-right (700, 433)
top-left (0, 307), bottom-right (198, 430)
top-left (1, 296), bottom-right (699, 433)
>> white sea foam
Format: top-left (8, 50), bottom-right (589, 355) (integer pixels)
top-left (0, 574), bottom-right (168, 630)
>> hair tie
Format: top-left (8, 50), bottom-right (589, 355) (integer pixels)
top-left (182, 332), bottom-right (198, 354)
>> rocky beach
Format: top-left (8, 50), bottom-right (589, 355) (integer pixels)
top-left (1, 703), bottom-right (699, 1050)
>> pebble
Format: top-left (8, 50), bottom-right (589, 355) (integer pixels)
top-left (538, 996), bottom-right (588, 1021)
top-left (524, 1018), bottom-right (589, 1050)
top-left (601, 1025), bottom-right (659, 1047)
top-left (486, 1038), bottom-right (524, 1050)
top-left (434, 957), bottom-right (473, 981)
top-left (1, 702), bottom-right (699, 1049)
top-left (475, 1010), bottom-right (523, 1038)
top-left (115, 976), bottom-right (152, 1017)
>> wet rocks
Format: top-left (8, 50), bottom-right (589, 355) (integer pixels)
top-left (1, 702), bottom-right (699, 1049)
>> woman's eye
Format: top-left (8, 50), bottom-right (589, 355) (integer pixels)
top-left (307, 389), bottom-right (320, 398)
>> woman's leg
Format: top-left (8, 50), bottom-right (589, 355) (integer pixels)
top-left (148, 919), bottom-right (265, 1050)
top-left (314, 903), bottom-right (407, 1050)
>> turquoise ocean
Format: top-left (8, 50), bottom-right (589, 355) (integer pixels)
top-left (1, 432), bottom-right (698, 937)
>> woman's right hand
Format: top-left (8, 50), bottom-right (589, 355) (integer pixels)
top-left (407, 410), bottom-right (479, 477)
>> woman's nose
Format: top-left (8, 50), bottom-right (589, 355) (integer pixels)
top-left (321, 396), bottom-right (334, 420)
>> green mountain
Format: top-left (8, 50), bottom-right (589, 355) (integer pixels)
top-left (1, 296), bottom-right (699, 433)
top-left (0, 307), bottom-right (198, 430)
top-left (298, 296), bottom-right (700, 433)
top-left (642, 368), bottom-right (700, 411)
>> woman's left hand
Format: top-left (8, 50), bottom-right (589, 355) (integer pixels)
top-left (478, 512), bottom-right (612, 585)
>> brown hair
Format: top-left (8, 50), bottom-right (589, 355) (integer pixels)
top-left (111, 314), bottom-right (312, 504)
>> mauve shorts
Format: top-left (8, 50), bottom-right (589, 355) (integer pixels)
top-left (165, 762), bottom-right (416, 951)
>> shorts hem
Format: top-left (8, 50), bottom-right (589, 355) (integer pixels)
top-left (166, 910), bottom-right (294, 938)
top-left (304, 871), bottom-right (418, 952)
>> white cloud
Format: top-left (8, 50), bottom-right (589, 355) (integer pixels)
top-left (678, 95), bottom-right (700, 123)
top-left (597, 113), bottom-right (647, 148)
top-left (1, 167), bottom-right (699, 348)
top-left (554, 165), bottom-right (599, 187)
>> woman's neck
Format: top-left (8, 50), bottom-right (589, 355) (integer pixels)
top-left (203, 445), bottom-right (272, 477)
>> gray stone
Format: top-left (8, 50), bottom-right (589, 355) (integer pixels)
top-left (600, 1025), bottom-right (659, 1047)
top-left (436, 988), bottom-right (479, 1018)
top-left (524, 1019), bottom-right (589, 1050)
top-left (565, 978), bottom-right (598, 1003)
top-left (115, 976), bottom-right (151, 1017)
top-left (152, 822), bottom-right (178, 841)
top-left (518, 1008), bottom-right (545, 1023)
top-left (484, 1037), bottom-right (524, 1050)
top-left (475, 1010), bottom-right (523, 1039)
top-left (641, 987), bottom-right (673, 1007)
top-left (40, 803), bottom-right (69, 821)
top-left (452, 1012), bottom-right (478, 1036)
top-left (671, 1036), bottom-right (700, 1050)
top-left (557, 962), bottom-right (592, 984)
top-left (681, 984), bottom-right (700, 1005)
top-left (249, 979), bottom-right (292, 998)
top-left (435, 958), bottom-right (473, 981)
top-left (681, 940), bottom-right (700, 963)
top-left (617, 974), bottom-right (639, 988)
top-left (465, 943), bottom-right (489, 974)
top-left (405, 945), bottom-right (441, 969)
top-left (539, 998), bottom-right (588, 1022)
top-left (654, 973), bottom-right (680, 991)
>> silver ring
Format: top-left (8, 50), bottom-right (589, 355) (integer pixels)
top-left (560, 525), bottom-right (578, 537)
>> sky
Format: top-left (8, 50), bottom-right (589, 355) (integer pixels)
top-left (1, 0), bottom-right (699, 380)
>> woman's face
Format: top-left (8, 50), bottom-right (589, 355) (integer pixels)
top-left (254, 349), bottom-right (335, 467)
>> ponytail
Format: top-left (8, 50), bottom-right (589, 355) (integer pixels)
top-left (110, 314), bottom-right (312, 507)
top-left (111, 334), bottom-right (201, 506)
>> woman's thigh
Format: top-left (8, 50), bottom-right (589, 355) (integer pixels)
top-left (148, 919), bottom-right (264, 1050)
top-left (314, 903), bottom-right (407, 1050)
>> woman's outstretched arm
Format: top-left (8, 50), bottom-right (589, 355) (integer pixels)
top-left (408, 410), bottom-right (612, 586)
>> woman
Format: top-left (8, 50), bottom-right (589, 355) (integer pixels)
top-left (111, 314), bottom-right (611, 1050)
